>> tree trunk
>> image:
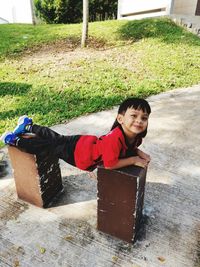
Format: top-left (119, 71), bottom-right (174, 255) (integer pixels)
top-left (30, 0), bottom-right (36, 25)
top-left (81, 0), bottom-right (89, 48)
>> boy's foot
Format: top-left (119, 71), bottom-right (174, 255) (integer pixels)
top-left (0, 132), bottom-right (18, 146)
top-left (13, 115), bottom-right (32, 135)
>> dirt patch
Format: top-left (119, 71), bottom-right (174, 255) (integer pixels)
top-left (24, 37), bottom-right (80, 59)
top-left (22, 37), bottom-right (110, 59)
top-left (13, 38), bottom-right (140, 79)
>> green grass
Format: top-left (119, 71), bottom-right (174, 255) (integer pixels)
top-left (0, 18), bottom-right (200, 145)
top-left (0, 23), bottom-right (81, 59)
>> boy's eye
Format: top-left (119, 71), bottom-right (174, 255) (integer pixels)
top-left (142, 117), bottom-right (148, 121)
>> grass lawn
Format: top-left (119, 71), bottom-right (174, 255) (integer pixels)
top-left (0, 18), bottom-right (200, 143)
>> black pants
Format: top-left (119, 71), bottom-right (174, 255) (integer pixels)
top-left (17, 124), bottom-right (81, 166)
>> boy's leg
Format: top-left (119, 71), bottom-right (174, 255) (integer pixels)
top-left (31, 125), bottom-right (81, 164)
top-left (30, 125), bottom-right (74, 160)
top-left (17, 137), bottom-right (54, 155)
top-left (31, 124), bottom-right (61, 140)
top-left (2, 123), bottom-right (81, 165)
top-left (17, 133), bottom-right (81, 166)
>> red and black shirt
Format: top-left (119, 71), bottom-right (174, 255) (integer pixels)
top-left (73, 126), bottom-right (142, 171)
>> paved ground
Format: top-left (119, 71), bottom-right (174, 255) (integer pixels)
top-left (0, 85), bottom-right (200, 267)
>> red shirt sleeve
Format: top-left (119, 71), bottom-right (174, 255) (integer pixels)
top-left (101, 131), bottom-right (123, 168)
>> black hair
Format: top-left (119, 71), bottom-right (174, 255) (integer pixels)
top-left (111, 97), bottom-right (151, 138)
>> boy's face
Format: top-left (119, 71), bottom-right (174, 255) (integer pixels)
top-left (117, 107), bottom-right (149, 138)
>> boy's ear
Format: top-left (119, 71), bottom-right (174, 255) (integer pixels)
top-left (117, 114), bottom-right (124, 125)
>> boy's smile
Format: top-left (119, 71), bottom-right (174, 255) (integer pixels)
top-left (117, 108), bottom-right (149, 141)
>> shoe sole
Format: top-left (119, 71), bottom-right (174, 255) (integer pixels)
top-left (0, 132), bottom-right (13, 143)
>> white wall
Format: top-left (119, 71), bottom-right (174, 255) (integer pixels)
top-left (0, 17), bottom-right (9, 24)
top-left (118, 0), bottom-right (172, 20)
top-left (0, 0), bottom-right (33, 24)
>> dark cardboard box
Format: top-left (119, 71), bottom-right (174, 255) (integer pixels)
top-left (97, 165), bottom-right (146, 243)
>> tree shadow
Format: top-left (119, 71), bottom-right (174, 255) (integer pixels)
top-left (117, 17), bottom-right (200, 46)
top-left (50, 173), bottom-right (97, 207)
top-left (48, 169), bottom-right (199, 264)
top-left (0, 82), bottom-right (32, 97)
top-left (0, 86), bottom-right (124, 129)
top-left (0, 178), bottom-right (199, 266)
top-left (0, 82), bottom-right (33, 126)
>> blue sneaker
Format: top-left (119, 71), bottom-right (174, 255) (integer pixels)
top-left (0, 132), bottom-right (18, 145)
top-left (13, 115), bottom-right (32, 135)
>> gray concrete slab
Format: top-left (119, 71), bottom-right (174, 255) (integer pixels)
top-left (0, 84), bottom-right (200, 267)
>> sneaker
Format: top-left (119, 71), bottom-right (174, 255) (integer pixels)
top-left (0, 132), bottom-right (18, 145)
top-left (13, 115), bottom-right (32, 135)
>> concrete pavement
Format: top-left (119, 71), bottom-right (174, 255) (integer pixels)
top-left (0, 84), bottom-right (200, 267)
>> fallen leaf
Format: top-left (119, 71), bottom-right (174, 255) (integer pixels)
top-left (14, 260), bottom-right (20, 267)
top-left (112, 256), bottom-right (118, 263)
top-left (157, 256), bottom-right (166, 263)
top-left (64, 235), bottom-right (73, 241)
top-left (39, 247), bottom-right (46, 254)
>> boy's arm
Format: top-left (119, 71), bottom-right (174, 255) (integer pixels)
top-left (136, 148), bottom-right (151, 162)
top-left (105, 156), bottom-right (148, 170)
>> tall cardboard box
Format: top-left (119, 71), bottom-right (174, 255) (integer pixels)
top-left (97, 165), bottom-right (147, 243)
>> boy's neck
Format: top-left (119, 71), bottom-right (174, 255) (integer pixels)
top-left (126, 134), bottom-right (136, 144)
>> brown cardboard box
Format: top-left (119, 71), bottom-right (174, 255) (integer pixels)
top-left (8, 146), bottom-right (63, 208)
top-left (97, 165), bottom-right (147, 243)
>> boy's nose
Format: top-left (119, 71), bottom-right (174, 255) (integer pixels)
top-left (136, 117), bottom-right (142, 124)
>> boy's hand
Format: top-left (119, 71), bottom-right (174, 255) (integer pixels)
top-left (132, 156), bottom-right (149, 168)
top-left (137, 149), bottom-right (151, 163)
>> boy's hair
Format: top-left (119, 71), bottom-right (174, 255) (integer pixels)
top-left (111, 97), bottom-right (151, 138)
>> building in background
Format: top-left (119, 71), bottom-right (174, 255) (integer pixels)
top-left (0, 0), bottom-right (33, 24)
top-left (118, 0), bottom-right (200, 20)
top-left (172, 0), bottom-right (200, 16)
